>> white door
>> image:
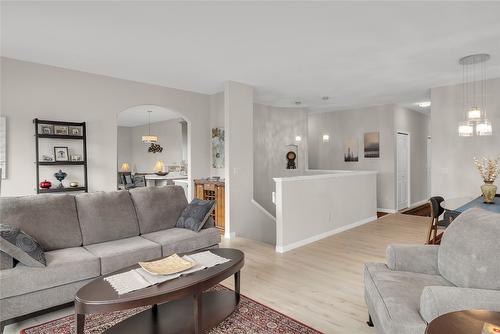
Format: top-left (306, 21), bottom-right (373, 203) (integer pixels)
top-left (426, 137), bottom-right (431, 198)
top-left (396, 132), bottom-right (409, 210)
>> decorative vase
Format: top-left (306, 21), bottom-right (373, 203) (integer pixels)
top-left (54, 169), bottom-right (67, 189)
top-left (39, 180), bottom-right (52, 189)
top-left (481, 181), bottom-right (497, 204)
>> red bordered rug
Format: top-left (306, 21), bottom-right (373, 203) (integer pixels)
top-left (21, 286), bottom-right (322, 334)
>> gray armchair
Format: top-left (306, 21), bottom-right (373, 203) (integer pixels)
top-left (364, 208), bottom-right (500, 334)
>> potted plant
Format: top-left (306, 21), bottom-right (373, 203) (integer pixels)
top-left (473, 156), bottom-right (500, 203)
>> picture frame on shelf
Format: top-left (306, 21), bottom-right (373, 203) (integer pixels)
top-left (69, 126), bottom-right (82, 136)
top-left (54, 125), bottom-right (69, 135)
top-left (40, 124), bottom-right (54, 135)
top-left (54, 146), bottom-right (69, 161)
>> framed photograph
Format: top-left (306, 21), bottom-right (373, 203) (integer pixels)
top-left (211, 128), bottom-right (225, 168)
top-left (344, 138), bottom-right (359, 162)
top-left (54, 146), bottom-right (69, 161)
top-left (364, 132), bottom-right (380, 158)
top-left (54, 125), bottom-right (69, 135)
top-left (68, 126), bottom-right (82, 136)
top-left (40, 124), bottom-right (54, 135)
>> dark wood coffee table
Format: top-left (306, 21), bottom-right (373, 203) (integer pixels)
top-left (75, 248), bottom-right (244, 334)
top-left (426, 309), bottom-right (500, 334)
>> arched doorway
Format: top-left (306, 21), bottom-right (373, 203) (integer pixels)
top-left (116, 105), bottom-right (190, 198)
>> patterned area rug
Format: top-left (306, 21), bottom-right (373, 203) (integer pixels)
top-left (21, 286), bottom-right (322, 334)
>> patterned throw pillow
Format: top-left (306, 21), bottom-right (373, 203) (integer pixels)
top-left (0, 224), bottom-right (46, 267)
top-left (176, 199), bottom-right (215, 232)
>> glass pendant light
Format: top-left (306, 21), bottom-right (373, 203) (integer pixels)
top-left (476, 119), bottom-right (493, 136)
top-left (458, 54), bottom-right (491, 136)
top-left (458, 121), bottom-right (474, 137)
top-left (142, 110), bottom-right (158, 143)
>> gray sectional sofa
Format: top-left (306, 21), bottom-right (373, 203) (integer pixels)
top-left (364, 208), bottom-right (500, 334)
top-left (0, 186), bottom-right (221, 324)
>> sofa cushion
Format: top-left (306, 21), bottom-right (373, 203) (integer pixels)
top-left (141, 227), bottom-right (220, 257)
top-left (176, 199), bottom-right (215, 232)
top-left (84, 236), bottom-right (161, 274)
top-left (438, 208), bottom-right (500, 290)
top-left (0, 224), bottom-right (46, 267)
top-left (129, 186), bottom-right (188, 234)
top-left (0, 247), bottom-right (99, 299)
top-left (364, 263), bottom-right (453, 334)
top-left (0, 194), bottom-right (82, 251)
top-left (76, 191), bottom-right (140, 245)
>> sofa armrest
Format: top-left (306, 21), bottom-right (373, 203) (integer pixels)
top-left (386, 244), bottom-right (439, 275)
top-left (0, 251), bottom-right (14, 270)
top-left (420, 286), bottom-right (500, 323)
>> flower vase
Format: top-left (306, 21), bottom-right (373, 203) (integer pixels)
top-left (481, 181), bottom-right (497, 204)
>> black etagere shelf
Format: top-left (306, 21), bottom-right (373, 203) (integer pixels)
top-left (34, 119), bottom-right (88, 194)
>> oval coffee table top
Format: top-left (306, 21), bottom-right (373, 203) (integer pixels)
top-left (75, 248), bottom-right (244, 311)
top-left (426, 310), bottom-right (500, 334)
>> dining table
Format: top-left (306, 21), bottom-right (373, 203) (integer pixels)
top-left (441, 194), bottom-right (500, 221)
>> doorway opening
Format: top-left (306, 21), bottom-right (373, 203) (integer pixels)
top-left (116, 105), bottom-right (189, 198)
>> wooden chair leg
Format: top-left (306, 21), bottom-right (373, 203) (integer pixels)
top-left (367, 314), bottom-right (374, 327)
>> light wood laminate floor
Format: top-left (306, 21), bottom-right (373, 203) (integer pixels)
top-left (3, 213), bottom-right (429, 334)
top-left (218, 213), bottom-right (429, 333)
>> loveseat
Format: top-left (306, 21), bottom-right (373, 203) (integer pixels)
top-left (0, 186), bottom-right (221, 324)
top-left (364, 207), bottom-right (500, 334)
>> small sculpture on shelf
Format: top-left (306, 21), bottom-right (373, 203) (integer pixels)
top-left (69, 181), bottom-right (79, 188)
top-left (54, 169), bottom-right (67, 189)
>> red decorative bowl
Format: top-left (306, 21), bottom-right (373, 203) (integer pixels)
top-left (40, 180), bottom-right (52, 189)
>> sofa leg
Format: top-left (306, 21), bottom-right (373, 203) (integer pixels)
top-left (367, 314), bottom-right (374, 327)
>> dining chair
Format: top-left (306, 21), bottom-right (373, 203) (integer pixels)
top-left (426, 196), bottom-right (448, 245)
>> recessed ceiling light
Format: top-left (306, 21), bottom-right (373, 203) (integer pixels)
top-left (295, 135), bottom-right (302, 142)
top-left (416, 101), bottom-right (431, 108)
top-left (322, 134), bottom-right (330, 142)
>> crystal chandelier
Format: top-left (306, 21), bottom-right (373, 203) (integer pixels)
top-left (458, 54), bottom-right (492, 136)
top-left (142, 110), bottom-right (158, 143)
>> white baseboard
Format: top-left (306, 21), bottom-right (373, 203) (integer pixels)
top-left (409, 199), bottom-right (429, 208)
top-left (377, 208), bottom-right (396, 214)
top-left (251, 199), bottom-right (276, 221)
top-left (275, 215), bottom-right (377, 253)
top-left (224, 232), bottom-right (236, 239)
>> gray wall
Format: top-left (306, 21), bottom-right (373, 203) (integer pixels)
top-left (0, 57), bottom-right (211, 196)
top-left (253, 104), bottom-right (307, 215)
top-left (308, 105), bottom-right (396, 210)
top-left (224, 82), bottom-right (276, 244)
top-left (117, 126), bottom-right (133, 170)
top-left (308, 104), bottom-right (430, 210)
top-left (431, 78), bottom-right (500, 198)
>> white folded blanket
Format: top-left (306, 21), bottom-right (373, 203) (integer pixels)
top-left (104, 251), bottom-right (230, 295)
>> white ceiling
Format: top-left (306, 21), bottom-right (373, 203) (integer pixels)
top-left (2, 1), bottom-right (500, 111)
top-left (117, 105), bottom-right (181, 127)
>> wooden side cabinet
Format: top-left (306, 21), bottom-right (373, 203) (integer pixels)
top-left (194, 179), bottom-right (225, 235)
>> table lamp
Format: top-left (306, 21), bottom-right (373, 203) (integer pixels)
top-left (154, 160), bottom-right (167, 176)
top-left (120, 163), bottom-right (130, 172)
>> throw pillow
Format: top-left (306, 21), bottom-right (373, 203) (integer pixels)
top-left (176, 199), bottom-right (215, 232)
top-left (0, 224), bottom-right (46, 267)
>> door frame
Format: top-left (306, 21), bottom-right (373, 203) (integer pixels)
top-left (395, 131), bottom-right (411, 211)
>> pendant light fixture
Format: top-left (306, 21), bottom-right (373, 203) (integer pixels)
top-left (142, 110), bottom-right (158, 143)
top-left (458, 53), bottom-right (492, 136)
